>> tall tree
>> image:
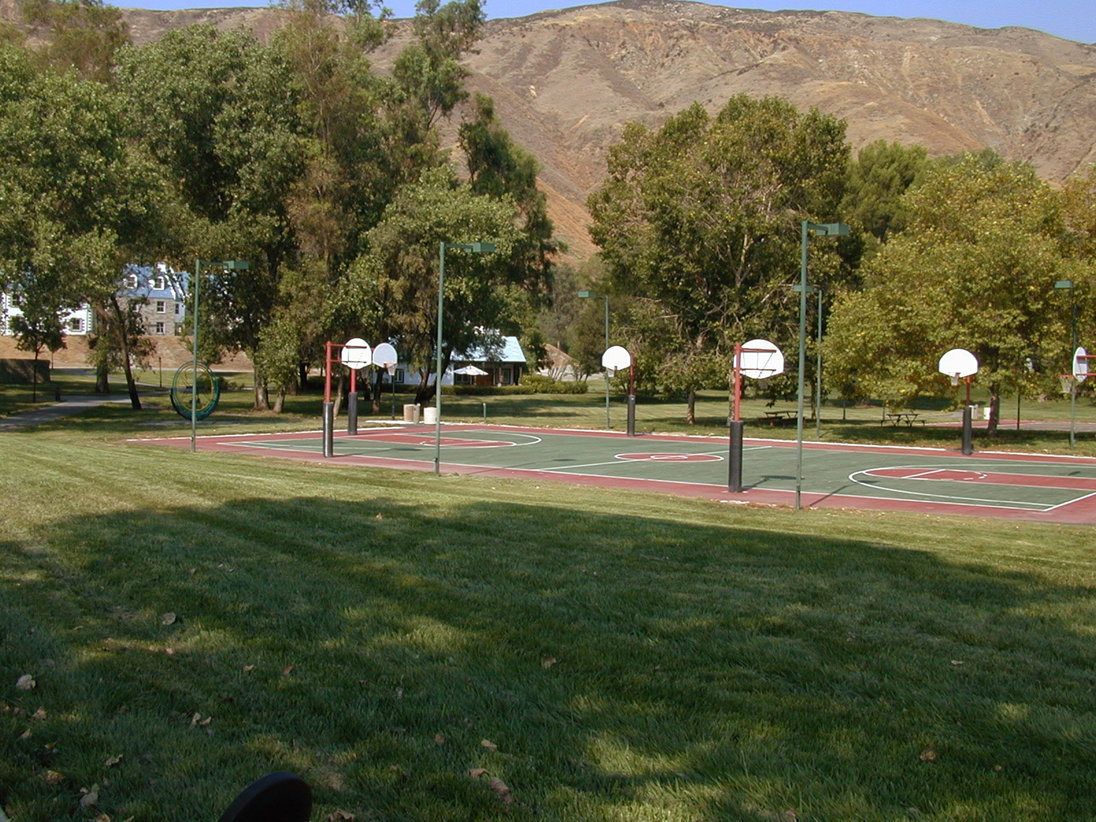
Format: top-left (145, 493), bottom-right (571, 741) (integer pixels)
top-left (825, 152), bottom-right (1081, 433)
top-left (340, 166), bottom-right (522, 403)
top-left (587, 95), bottom-right (850, 422)
top-left (460, 92), bottom-right (557, 291)
top-left (0, 45), bottom-right (164, 407)
top-left (840, 139), bottom-right (929, 261)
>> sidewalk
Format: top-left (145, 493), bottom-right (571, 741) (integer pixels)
top-left (0, 394), bottom-right (131, 431)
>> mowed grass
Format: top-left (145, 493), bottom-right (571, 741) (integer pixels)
top-left (2, 404), bottom-right (1096, 820)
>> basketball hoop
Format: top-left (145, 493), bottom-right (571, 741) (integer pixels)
top-left (1059, 374), bottom-right (1076, 395)
top-left (950, 373), bottom-right (960, 388)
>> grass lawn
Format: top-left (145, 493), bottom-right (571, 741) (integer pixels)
top-left (2, 391), bottom-right (1096, 821)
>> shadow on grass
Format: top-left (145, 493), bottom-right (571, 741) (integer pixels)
top-left (2, 492), bottom-right (1095, 821)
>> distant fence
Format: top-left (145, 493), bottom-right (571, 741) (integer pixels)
top-left (0, 358), bottom-right (50, 385)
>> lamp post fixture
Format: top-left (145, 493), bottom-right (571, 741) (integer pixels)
top-left (578, 290), bottom-right (611, 429)
top-left (1055, 279), bottom-right (1078, 448)
top-left (191, 258), bottom-right (249, 452)
top-left (796, 221), bottom-right (847, 510)
top-left (436, 241), bottom-right (495, 474)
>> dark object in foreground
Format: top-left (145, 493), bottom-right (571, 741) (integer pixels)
top-left (218, 772), bottom-right (311, 822)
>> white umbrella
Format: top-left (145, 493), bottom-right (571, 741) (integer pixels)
top-left (454, 365), bottom-right (488, 376)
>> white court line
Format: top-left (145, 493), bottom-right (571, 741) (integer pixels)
top-left (848, 464), bottom-right (1073, 511)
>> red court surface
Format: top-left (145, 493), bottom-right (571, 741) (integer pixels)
top-left (135, 424), bottom-right (1096, 525)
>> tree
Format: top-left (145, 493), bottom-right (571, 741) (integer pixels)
top-left (340, 166), bottom-right (523, 404)
top-left (587, 95), bottom-right (850, 422)
top-left (825, 152), bottom-right (1081, 433)
top-left (839, 139), bottom-right (929, 262)
top-left (460, 93), bottom-right (558, 291)
top-left (0, 45), bottom-right (164, 408)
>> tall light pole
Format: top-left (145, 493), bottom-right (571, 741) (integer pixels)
top-left (191, 258), bottom-right (249, 452)
top-left (797, 222), bottom-right (847, 510)
top-left (436, 241), bottom-right (495, 474)
top-left (1055, 279), bottom-right (1078, 448)
top-left (578, 290), bottom-right (611, 429)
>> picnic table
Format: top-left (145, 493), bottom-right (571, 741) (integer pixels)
top-left (883, 411), bottom-right (924, 427)
top-left (762, 410), bottom-right (796, 425)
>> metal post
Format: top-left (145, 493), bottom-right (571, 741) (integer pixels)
top-left (626, 354), bottom-right (636, 436)
top-left (961, 405), bottom-right (973, 455)
top-left (728, 419), bottom-right (744, 492)
top-left (1070, 294), bottom-right (1078, 449)
top-left (795, 222), bottom-right (809, 510)
top-left (604, 296), bottom-right (610, 429)
top-left (191, 258), bottom-right (200, 452)
top-left (435, 242), bottom-right (445, 475)
top-left (815, 287), bottom-right (823, 439)
top-left (348, 368), bottom-right (358, 436)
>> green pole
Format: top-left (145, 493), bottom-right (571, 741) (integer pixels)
top-left (191, 259), bottom-right (200, 452)
top-left (603, 295), bottom-right (610, 429)
top-left (796, 222), bottom-right (808, 510)
top-left (816, 287), bottom-right (823, 439)
top-left (435, 242), bottom-right (445, 475)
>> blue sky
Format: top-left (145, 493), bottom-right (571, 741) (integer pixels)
top-left (118, 0), bottom-right (1096, 45)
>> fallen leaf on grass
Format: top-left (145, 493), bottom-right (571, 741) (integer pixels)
top-left (16, 674), bottom-right (36, 690)
top-left (325, 812), bottom-right (355, 821)
top-left (242, 665), bottom-right (255, 673)
top-left (104, 754), bottom-right (123, 768)
top-left (469, 768), bottom-right (488, 779)
top-left (282, 664), bottom-right (296, 676)
top-left (32, 707), bottom-right (47, 720)
top-left (93, 814), bottom-right (111, 822)
top-left (434, 733), bottom-right (445, 746)
top-left (44, 770), bottom-right (64, 785)
top-left (919, 748), bottom-right (937, 762)
top-left (489, 777), bottom-right (513, 806)
top-left (480, 739), bottom-right (497, 752)
top-left (80, 784), bottom-right (99, 807)
top-left (541, 656), bottom-right (558, 669)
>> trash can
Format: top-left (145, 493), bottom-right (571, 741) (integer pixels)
top-left (403, 403), bottom-right (420, 423)
top-left (423, 407), bottom-right (438, 424)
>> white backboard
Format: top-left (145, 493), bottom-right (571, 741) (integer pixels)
top-left (340, 337), bottom-right (371, 370)
top-left (602, 345), bottom-right (632, 375)
top-left (1075, 347), bottom-right (1089, 383)
top-left (372, 342), bottom-right (398, 370)
top-left (938, 348), bottom-right (978, 379)
top-left (738, 339), bottom-right (784, 380)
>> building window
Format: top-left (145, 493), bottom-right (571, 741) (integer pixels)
top-left (175, 303), bottom-right (183, 315)
top-left (67, 318), bottom-right (83, 332)
top-left (155, 321), bottom-right (166, 335)
top-left (155, 300), bottom-right (165, 313)
top-left (153, 276), bottom-right (166, 290)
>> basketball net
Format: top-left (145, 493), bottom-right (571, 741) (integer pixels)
top-left (1059, 374), bottom-right (1076, 395)
top-left (951, 373), bottom-right (960, 388)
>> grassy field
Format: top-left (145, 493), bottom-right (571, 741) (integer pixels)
top-left (1, 382), bottom-right (1095, 821)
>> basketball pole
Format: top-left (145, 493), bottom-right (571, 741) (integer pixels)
top-left (729, 343), bottom-right (743, 492)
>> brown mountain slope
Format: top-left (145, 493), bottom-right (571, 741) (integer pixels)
top-left (15, 0), bottom-right (1096, 258)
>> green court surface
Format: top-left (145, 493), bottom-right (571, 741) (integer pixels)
top-left (145, 424), bottom-right (1096, 524)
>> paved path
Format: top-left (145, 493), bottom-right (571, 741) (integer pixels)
top-left (0, 394), bottom-right (131, 431)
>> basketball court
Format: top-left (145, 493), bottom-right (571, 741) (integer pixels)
top-left (138, 424), bottom-right (1096, 524)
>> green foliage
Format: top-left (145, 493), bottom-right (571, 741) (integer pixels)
top-left (825, 152), bottom-right (1084, 427)
top-left (341, 166), bottom-right (523, 397)
top-left (840, 139), bottom-right (929, 259)
top-left (587, 95), bottom-right (851, 421)
top-left (517, 373), bottom-right (587, 394)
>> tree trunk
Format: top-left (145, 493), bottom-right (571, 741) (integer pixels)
top-left (253, 376), bottom-right (269, 411)
top-left (110, 296), bottom-right (141, 410)
top-left (95, 363), bottom-right (110, 393)
top-left (987, 385), bottom-right (1000, 437)
top-left (686, 388), bottom-right (696, 425)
